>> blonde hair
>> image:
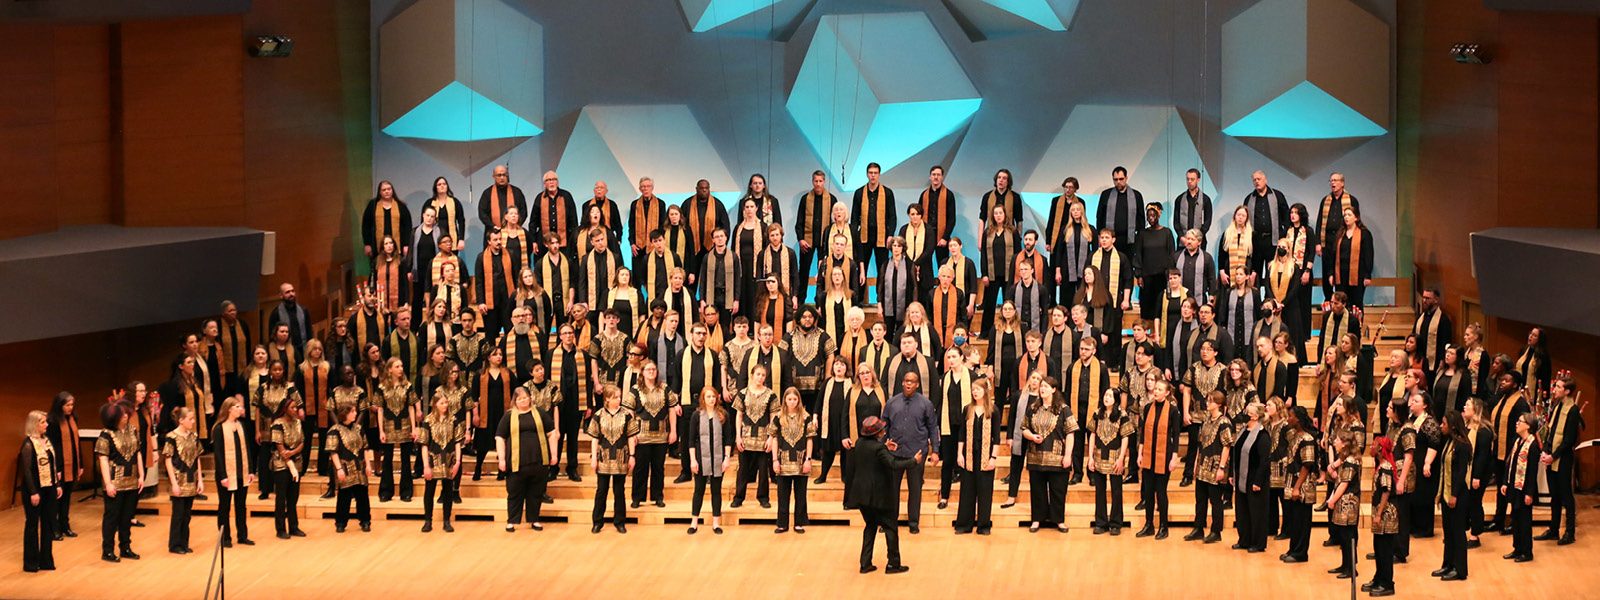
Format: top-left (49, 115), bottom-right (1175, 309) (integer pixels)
top-left (25, 410), bottom-right (47, 437)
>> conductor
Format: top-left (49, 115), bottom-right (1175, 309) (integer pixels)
top-left (847, 416), bottom-right (922, 574)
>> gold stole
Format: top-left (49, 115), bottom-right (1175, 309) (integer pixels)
top-left (800, 192), bottom-right (831, 242)
top-left (904, 224), bottom-right (928, 263)
top-left (862, 342), bottom-right (891, 381)
top-left (432, 197), bottom-right (459, 242)
top-left (759, 245), bottom-right (793, 292)
top-left (1091, 248), bottom-right (1124, 296)
top-left (30, 437), bottom-right (55, 487)
top-left (760, 295), bottom-right (788, 335)
top-left (1414, 310), bottom-right (1442, 369)
top-left (645, 251), bottom-right (679, 295)
top-left (1341, 227), bottom-right (1364, 284)
top-left (941, 369), bottom-right (971, 436)
top-left (838, 329), bottom-right (866, 372)
top-left (541, 192), bottom-right (569, 248)
top-left (1267, 259), bottom-right (1294, 301)
top-left (632, 197), bottom-right (660, 248)
top-left (376, 200), bottom-right (403, 247)
top-left (270, 344), bottom-right (299, 374)
top-left (1069, 358), bottom-right (1103, 413)
top-left (986, 227), bottom-right (1015, 279)
top-left (509, 408), bottom-right (549, 470)
top-left (490, 185), bottom-right (511, 228)
top-left (922, 186), bottom-right (950, 237)
top-left (702, 250), bottom-right (736, 305)
top-left (584, 251), bottom-right (616, 307)
top-left (300, 362), bottom-right (330, 428)
top-left (886, 354), bottom-right (931, 397)
top-left (857, 185), bottom-right (887, 246)
top-left (846, 387), bottom-right (879, 440)
top-left (1318, 193), bottom-right (1352, 244)
top-left (353, 310), bottom-right (387, 347)
top-left (572, 320), bottom-right (594, 353)
top-left (664, 226), bottom-right (690, 265)
top-left (219, 320), bottom-right (248, 374)
top-left (539, 253), bottom-right (570, 300)
top-left (1142, 401), bottom-right (1172, 474)
top-left (1322, 310), bottom-right (1351, 353)
top-left (1492, 391), bottom-right (1524, 461)
top-left (1254, 358), bottom-right (1281, 400)
top-left (386, 333), bottom-right (417, 377)
top-left (476, 368), bottom-right (511, 428)
top-left (679, 349), bottom-right (718, 404)
top-left (501, 333), bottom-right (531, 376)
top-left (705, 327), bottom-right (726, 355)
top-left (1515, 349), bottom-right (1541, 391)
top-left (1046, 195), bottom-right (1075, 247)
top-left (1438, 440), bottom-right (1456, 503)
top-left (481, 249), bottom-right (513, 309)
top-left (1548, 400), bottom-right (1575, 469)
top-left (689, 198), bottom-right (717, 252)
top-left (931, 286), bottom-right (960, 348)
top-left (375, 256), bottom-right (402, 310)
top-left (551, 346), bottom-right (590, 404)
top-left (180, 376), bottom-right (209, 436)
top-left (57, 416), bottom-right (77, 481)
top-left (1224, 226), bottom-right (1252, 271)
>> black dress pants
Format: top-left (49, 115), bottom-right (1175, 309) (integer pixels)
top-left (23, 487), bottom-right (56, 570)
top-left (505, 465), bottom-right (550, 524)
top-left (101, 491), bottom-right (137, 554)
top-left (955, 468), bottom-right (994, 531)
top-left (217, 487), bottom-right (249, 542)
top-left (334, 485), bottom-right (370, 529)
top-left (594, 473), bottom-right (626, 525)
top-left (733, 450), bottom-right (770, 503)
top-left (168, 495), bottom-right (194, 550)
top-left (272, 470), bottom-right (300, 534)
top-left (1090, 470), bottom-right (1123, 528)
top-left (776, 475), bottom-right (809, 528)
top-left (632, 444), bottom-right (667, 503)
top-left (858, 505), bottom-right (901, 568)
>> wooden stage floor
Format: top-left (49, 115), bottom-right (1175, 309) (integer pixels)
top-left (2, 492), bottom-right (1596, 599)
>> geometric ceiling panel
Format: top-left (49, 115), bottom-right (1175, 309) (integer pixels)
top-left (556, 105), bottom-right (738, 198)
top-left (1022, 105), bottom-right (1217, 203)
top-left (942, 0), bottom-right (1081, 42)
top-left (1221, 0), bottom-right (1389, 141)
top-left (787, 12), bottom-right (981, 190)
top-left (677, 0), bottom-right (816, 38)
top-left (379, 0), bottom-right (543, 142)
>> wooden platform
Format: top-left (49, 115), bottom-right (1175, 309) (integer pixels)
top-left (3, 490), bottom-right (1593, 599)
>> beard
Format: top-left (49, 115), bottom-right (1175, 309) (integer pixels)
top-left (513, 323), bottom-right (530, 335)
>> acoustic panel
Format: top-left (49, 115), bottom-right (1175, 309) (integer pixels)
top-left (1470, 227), bottom-right (1600, 337)
top-left (0, 226), bottom-right (268, 345)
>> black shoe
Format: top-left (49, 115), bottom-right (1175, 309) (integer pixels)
top-left (631, 501), bottom-right (642, 509)
top-left (1136, 525), bottom-right (1154, 538)
top-left (1514, 554), bottom-right (1532, 563)
top-left (496, 472), bottom-right (506, 481)
top-left (1503, 551), bottom-right (1518, 559)
top-left (53, 533), bottom-right (64, 541)
top-left (713, 527), bottom-right (723, 535)
top-left (591, 524), bottom-right (603, 534)
top-left (885, 565), bottom-right (910, 575)
top-left (673, 473), bottom-right (691, 484)
top-left (238, 538), bottom-right (255, 545)
top-left (1394, 556), bottom-right (1407, 564)
top-left (1367, 552), bottom-right (1378, 560)
top-left (379, 494), bottom-right (393, 502)
top-left (290, 529), bottom-right (306, 537)
top-left (909, 524), bottom-right (920, 534)
top-left (546, 470), bottom-right (558, 482)
top-left (63, 528), bottom-right (78, 538)
top-left (1335, 570), bottom-right (1353, 579)
top-left (775, 526), bottom-right (789, 534)
top-left (1156, 527), bottom-right (1169, 540)
top-left (444, 521), bottom-right (454, 533)
top-left (1559, 535), bottom-right (1575, 545)
top-left (400, 493), bottom-right (413, 502)
top-left (654, 500), bottom-right (666, 508)
top-left (530, 523), bottom-right (544, 531)
top-left (1180, 475), bottom-right (1193, 487)
top-left (1361, 582), bottom-right (1375, 592)
top-left (1466, 538), bottom-right (1481, 548)
top-left (1184, 528), bottom-right (1203, 541)
top-left (1203, 533), bottom-right (1221, 544)
top-left (938, 499), bottom-right (948, 509)
top-left (422, 521), bottom-right (434, 533)
top-left (453, 492), bottom-right (463, 504)
top-left (1001, 501), bottom-right (1016, 509)
top-left (1441, 572), bottom-right (1465, 581)
top-left (1029, 523), bottom-right (1041, 533)
top-left (1535, 529), bottom-right (1559, 541)
top-left (130, 520), bottom-right (145, 528)
top-left (759, 500), bottom-right (771, 509)
top-left (1092, 525), bottom-right (1106, 535)
top-left (615, 524), bottom-right (627, 534)
top-left (336, 525), bottom-right (346, 533)
top-left (980, 527), bottom-right (993, 535)
top-left (1322, 538), bottom-right (1339, 547)
top-left (320, 487), bottom-right (335, 500)
top-left (813, 476), bottom-right (826, 485)
top-left (730, 499), bottom-right (744, 508)
top-left (567, 472), bottom-right (582, 483)
top-left (119, 550), bottom-right (140, 560)
top-left (102, 553), bottom-right (120, 563)
top-left (360, 523), bottom-right (371, 532)
top-left (1370, 585), bottom-right (1395, 596)
top-left (258, 492), bottom-right (270, 501)
top-left (1110, 527), bottom-right (1121, 536)
top-left (1135, 500), bottom-right (1146, 511)
top-left (1432, 567), bottom-right (1450, 577)
top-left (277, 532), bottom-right (291, 539)
top-left (860, 565), bottom-right (877, 574)
top-left (221, 538), bottom-right (233, 548)
top-left (1231, 542), bottom-right (1246, 550)
top-left (1274, 533), bottom-right (1290, 541)
top-left (543, 494), bottom-right (554, 504)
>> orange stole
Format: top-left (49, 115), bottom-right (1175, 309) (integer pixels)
top-left (930, 286), bottom-right (961, 348)
top-left (1141, 401), bottom-right (1174, 474)
top-left (477, 368), bottom-right (512, 428)
top-left (300, 362), bottom-right (331, 427)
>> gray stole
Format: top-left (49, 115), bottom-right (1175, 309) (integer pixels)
top-left (1064, 226), bottom-right (1090, 283)
top-left (697, 411), bottom-right (726, 475)
top-left (1237, 424), bottom-right (1262, 486)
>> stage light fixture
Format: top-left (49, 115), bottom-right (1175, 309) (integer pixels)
top-left (249, 35), bottom-right (294, 58)
top-left (1450, 43), bottom-right (1489, 64)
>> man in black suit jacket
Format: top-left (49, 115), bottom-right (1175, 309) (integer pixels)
top-left (847, 416), bottom-right (922, 574)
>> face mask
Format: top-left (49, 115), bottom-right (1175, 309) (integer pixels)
top-left (1276, 247), bottom-right (1288, 257)
top-left (953, 335), bottom-right (967, 346)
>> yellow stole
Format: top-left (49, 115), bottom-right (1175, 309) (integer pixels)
top-left (300, 361), bottom-right (330, 428)
top-left (219, 319), bottom-right (249, 374)
top-left (509, 408), bottom-right (549, 470)
top-left (431, 197), bottom-right (460, 242)
top-left (540, 191), bottom-right (570, 249)
top-left (550, 345), bottom-right (590, 404)
top-left (904, 224), bottom-right (929, 264)
top-left (375, 200), bottom-right (403, 247)
top-left (746, 346), bottom-right (788, 394)
top-left (632, 197), bottom-right (662, 248)
top-left (480, 249), bottom-right (513, 309)
top-left (1267, 259), bottom-right (1294, 301)
top-left (856, 185), bottom-right (888, 246)
top-left (1491, 391), bottom-right (1525, 461)
top-left (688, 197), bottom-right (718, 253)
top-left (930, 286), bottom-right (961, 348)
top-left (921, 186), bottom-right (951, 238)
top-left (819, 378), bottom-right (851, 438)
top-left (941, 369), bottom-right (972, 436)
top-left (1090, 247), bottom-right (1124, 296)
top-left (678, 349), bottom-right (719, 405)
top-left (1340, 227), bottom-right (1364, 284)
top-left (1068, 358), bottom-right (1104, 412)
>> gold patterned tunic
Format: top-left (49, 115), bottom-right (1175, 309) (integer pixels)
top-left (1088, 410), bottom-right (1135, 473)
top-left (1331, 458), bottom-right (1362, 526)
top-left (1224, 385), bottom-right (1257, 422)
top-left (254, 384), bottom-right (297, 439)
top-left (1184, 362), bottom-right (1224, 422)
top-left (1024, 404), bottom-right (1080, 471)
top-left (436, 385), bottom-right (473, 425)
top-left (592, 330), bottom-right (631, 387)
top-left (585, 407), bottom-right (639, 475)
top-left (1289, 431), bottom-right (1319, 500)
top-left (268, 419), bottom-right (305, 472)
top-left (1267, 421), bottom-right (1288, 489)
top-left (770, 412), bottom-right (817, 475)
top-left (733, 389), bottom-right (778, 451)
top-left (623, 386), bottom-right (678, 445)
top-left (95, 426), bottom-right (141, 491)
top-left (1195, 414), bottom-right (1235, 485)
top-left (162, 429), bottom-right (202, 497)
top-left (421, 413), bottom-right (464, 479)
top-left (1371, 464), bottom-right (1398, 534)
top-left (377, 381), bottom-right (417, 443)
top-left (1396, 421), bottom-right (1419, 494)
top-left (786, 328), bottom-right (833, 392)
top-left (328, 386), bottom-right (370, 429)
top-left (326, 424), bottom-right (369, 488)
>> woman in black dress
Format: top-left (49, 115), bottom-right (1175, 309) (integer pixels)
top-left (44, 392), bottom-right (82, 540)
